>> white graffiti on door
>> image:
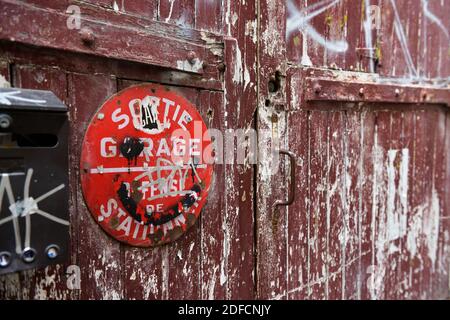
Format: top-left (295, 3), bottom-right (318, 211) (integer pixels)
top-left (287, 0), bottom-right (450, 82)
top-left (0, 169), bottom-right (68, 254)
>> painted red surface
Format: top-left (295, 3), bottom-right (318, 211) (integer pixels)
top-left (80, 84), bottom-right (213, 247)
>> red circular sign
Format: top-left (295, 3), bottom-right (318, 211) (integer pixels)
top-left (80, 84), bottom-right (213, 247)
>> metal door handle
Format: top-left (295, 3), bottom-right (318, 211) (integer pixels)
top-left (273, 149), bottom-right (296, 208)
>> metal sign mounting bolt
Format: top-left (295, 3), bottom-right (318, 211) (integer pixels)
top-left (79, 27), bottom-right (95, 46)
top-left (22, 247), bottom-right (37, 263)
top-left (187, 51), bottom-right (197, 64)
top-left (46, 245), bottom-right (60, 259)
top-left (313, 83), bottom-right (322, 94)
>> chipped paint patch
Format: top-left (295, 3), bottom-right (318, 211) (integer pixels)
top-left (177, 59), bottom-right (204, 73)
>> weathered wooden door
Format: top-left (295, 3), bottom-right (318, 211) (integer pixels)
top-left (256, 0), bottom-right (450, 300)
top-left (0, 0), bottom-right (257, 299)
top-left (1, 0), bottom-right (449, 300)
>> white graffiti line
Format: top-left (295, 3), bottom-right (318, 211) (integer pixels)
top-left (0, 174), bottom-right (22, 253)
top-left (0, 170), bottom-right (68, 254)
top-left (0, 91), bottom-right (46, 106)
top-left (303, 24), bottom-right (349, 53)
top-left (364, 0), bottom-right (375, 73)
top-left (90, 164), bottom-right (206, 175)
top-left (286, 0), bottom-right (348, 53)
top-left (421, 0), bottom-right (449, 39)
top-left (34, 209), bottom-right (70, 226)
top-left (390, 0), bottom-right (418, 78)
top-left (286, 0), bottom-right (340, 36)
top-left (33, 183), bottom-right (66, 204)
top-left (24, 168), bottom-right (33, 249)
top-left (165, 0), bottom-right (176, 23)
top-left (1, 172), bottom-right (24, 177)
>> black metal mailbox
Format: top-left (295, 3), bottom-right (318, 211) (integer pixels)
top-left (0, 88), bottom-right (69, 275)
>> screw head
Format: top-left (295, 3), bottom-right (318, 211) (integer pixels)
top-left (313, 84), bottom-right (322, 94)
top-left (395, 88), bottom-right (400, 97)
top-left (359, 88), bottom-right (364, 96)
top-left (187, 51), bottom-right (197, 64)
top-left (0, 114), bottom-right (12, 129)
top-left (22, 247), bottom-right (37, 263)
top-left (97, 113), bottom-right (105, 120)
top-left (46, 245), bottom-right (60, 260)
top-left (0, 252), bottom-right (11, 268)
top-left (79, 27), bottom-right (95, 46)
top-left (217, 63), bottom-right (226, 72)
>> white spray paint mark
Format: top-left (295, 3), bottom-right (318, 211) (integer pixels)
top-left (165, 0), bottom-right (176, 23)
top-left (0, 91), bottom-right (46, 106)
top-left (300, 32), bottom-right (313, 66)
top-left (286, 0), bottom-right (348, 54)
top-left (233, 44), bottom-right (243, 85)
top-left (177, 59), bottom-right (204, 73)
top-left (363, 0), bottom-right (375, 73)
top-left (390, 0), bottom-right (419, 79)
top-left (113, 1), bottom-right (119, 12)
top-left (424, 187), bottom-right (440, 266)
top-left (421, 0), bottom-right (449, 40)
top-left (0, 75), bottom-right (10, 88)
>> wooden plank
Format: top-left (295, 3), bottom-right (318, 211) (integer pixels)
top-left (308, 111), bottom-right (329, 299)
top-left (256, 105), bottom-right (288, 299)
top-left (305, 78), bottom-right (450, 107)
top-left (384, 111), bottom-right (403, 299)
top-left (68, 73), bottom-right (123, 299)
top-left (223, 0), bottom-right (257, 299)
top-left (198, 90), bottom-right (227, 299)
top-left (327, 110), bottom-right (345, 299)
top-left (418, 108), bottom-right (440, 299)
top-left (417, 109), bottom-right (439, 299)
top-left (286, 70), bottom-right (309, 300)
top-left (0, 44), bottom-right (222, 91)
top-left (343, 108), bottom-right (362, 299)
top-left (435, 110), bottom-right (450, 298)
top-left (257, 0), bottom-right (287, 300)
top-left (370, 110), bottom-right (391, 300)
top-left (359, 108), bottom-right (375, 300)
top-left (0, 0), bottom-right (222, 77)
top-left (407, 109), bottom-right (427, 299)
top-left (397, 110), bottom-right (415, 299)
top-left (430, 109), bottom-right (448, 298)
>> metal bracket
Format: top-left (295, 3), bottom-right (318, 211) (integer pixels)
top-left (271, 149), bottom-right (296, 234)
